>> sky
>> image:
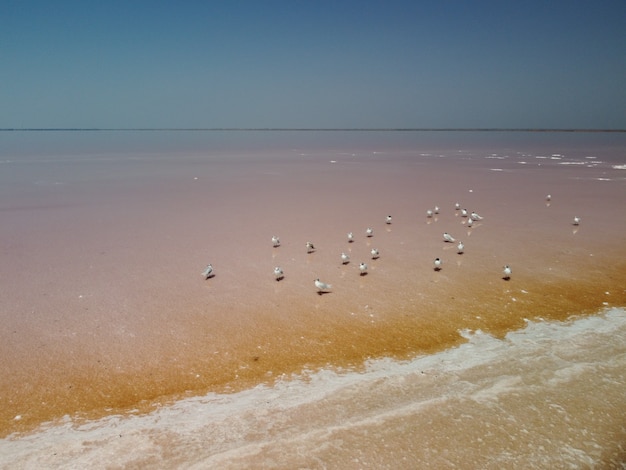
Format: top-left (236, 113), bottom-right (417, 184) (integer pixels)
top-left (1, 1), bottom-right (625, 129)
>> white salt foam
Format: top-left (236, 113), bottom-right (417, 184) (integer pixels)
top-left (1, 308), bottom-right (625, 468)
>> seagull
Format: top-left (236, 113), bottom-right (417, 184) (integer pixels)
top-left (341, 252), bottom-right (350, 264)
top-left (460, 209), bottom-right (468, 217)
top-left (502, 265), bottom-right (512, 280)
top-left (434, 206), bottom-right (440, 214)
top-left (467, 218), bottom-right (474, 227)
top-left (271, 236), bottom-right (280, 247)
top-left (359, 262), bottom-right (368, 275)
top-left (386, 215), bottom-right (392, 224)
top-left (470, 211), bottom-right (483, 221)
top-left (455, 202), bottom-right (461, 210)
top-left (546, 194), bottom-right (552, 202)
top-left (201, 264), bottom-right (214, 279)
top-left (371, 248), bottom-right (379, 259)
top-left (573, 216), bottom-right (581, 226)
top-left (306, 241), bottom-right (315, 253)
top-left (366, 227), bottom-right (373, 237)
top-left (274, 266), bottom-right (284, 281)
top-left (315, 278), bottom-right (332, 292)
top-left (347, 232), bottom-right (354, 243)
top-left (457, 241), bottom-right (464, 254)
top-left (426, 209), bottom-right (433, 218)
top-left (434, 258), bottom-right (442, 271)
top-left (443, 232), bottom-right (455, 243)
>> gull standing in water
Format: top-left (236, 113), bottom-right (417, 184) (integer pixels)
top-left (460, 209), bottom-right (468, 217)
top-left (502, 265), bottom-right (512, 280)
top-left (443, 232), bottom-right (456, 243)
top-left (434, 258), bottom-right (442, 271)
top-left (426, 209), bottom-right (433, 218)
top-left (386, 215), bottom-right (392, 224)
top-left (470, 211), bottom-right (483, 221)
top-left (573, 216), bottom-right (581, 226)
top-left (467, 218), bottom-right (474, 227)
top-left (315, 278), bottom-right (332, 293)
top-left (201, 264), bottom-right (214, 279)
top-left (274, 266), bottom-right (284, 281)
top-left (455, 202), bottom-right (461, 210)
top-left (306, 241), bottom-right (316, 253)
top-left (434, 206), bottom-right (440, 215)
top-left (271, 236), bottom-right (280, 247)
top-left (366, 227), bottom-right (373, 237)
top-left (371, 248), bottom-right (380, 259)
top-left (457, 241), bottom-right (464, 254)
top-left (347, 232), bottom-right (354, 243)
top-left (359, 262), bottom-right (368, 275)
top-left (341, 252), bottom-right (350, 264)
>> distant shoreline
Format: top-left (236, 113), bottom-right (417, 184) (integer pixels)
top-left (1, 128), bottom-right (625, 133)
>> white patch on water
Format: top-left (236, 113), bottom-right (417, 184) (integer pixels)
top-left (2, 308), bottom-right (625, 468)
top-left (612, 164), bottom-right (626, 170)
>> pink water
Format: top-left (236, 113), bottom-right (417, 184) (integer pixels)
top-left (1, 131), bottom-right (625, 467)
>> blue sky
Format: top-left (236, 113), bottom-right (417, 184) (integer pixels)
top-left (2, 1), bottom-right (625, 129)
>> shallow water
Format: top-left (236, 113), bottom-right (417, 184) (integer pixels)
top-left (1, 131), bottom-right (625, 466)
top-left (1, 308), bottom-right (625, 468)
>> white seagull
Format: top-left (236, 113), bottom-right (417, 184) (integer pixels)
top-left (371, 248), bottom-right (380, 259)
top-left (434, 258), bottom-right (442, 271)
top-left (460, 209), bottom-right (468, 217)
top-left (347, 232), bottom-right (354, 243)
top-left (306, 241), bottom-right (316, 253)
top-left (274, 266), bottom-right (284, 281)
top-left (341, 252), bottom-right (350, 264)
top-left (573, 216), bottom-right (581, 226)
top-left (455, 202), bottom-right (461, 210)
top-left (386, 215), bottom-right (392, 224)
top-left (359, 262), bottom-right (368, 275)
top-left (470, 211), bottom-right (483, 221)
top-left (366, 227), bottom-right (373, 237)
top-left (443, 232), bottom-right (456, 243)
top-left (315, 278), bottom-right (332, 292)
top-left (467, 218), bottom-right (474, 227)
top-left (457, 241), bottom-right (464, 254)
top-left (502, 265), bottom-right (512, 280)
top-left (434, 206), bottom-right (440, 214)
top-left (201, 264), bottom-right (214, 279)
top-left (426, 209), bottom-right (433, 218)
top-left (271, 235), bottom-right (280, 247)
top-left (546, 194), bottom-right (552, 202)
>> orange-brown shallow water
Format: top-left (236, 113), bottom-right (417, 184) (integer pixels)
top-left (1, 131), bottom-right (625, 467)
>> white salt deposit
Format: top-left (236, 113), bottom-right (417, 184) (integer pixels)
top-left (2, 308), bottom-right (625, 469)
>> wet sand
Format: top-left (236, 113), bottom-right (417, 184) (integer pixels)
top-left (1, 132), bottom-right (625, 465)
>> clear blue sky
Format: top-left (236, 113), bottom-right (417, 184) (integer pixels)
top-left (2, 1), bottom-right (625, 129)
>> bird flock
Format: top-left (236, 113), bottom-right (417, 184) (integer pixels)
top-left (202, 196), bottom-right (581, 294)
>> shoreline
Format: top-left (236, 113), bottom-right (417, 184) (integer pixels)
top-left (2, 307), bottom-right (625, 468)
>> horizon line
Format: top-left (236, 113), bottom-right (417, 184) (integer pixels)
top-left (1, 127), bottom-right (625, 133)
